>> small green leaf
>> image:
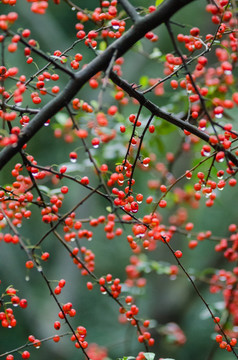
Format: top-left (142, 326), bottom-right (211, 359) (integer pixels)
top-left (55, 112), bottom-right (68, 125)
top-left (38, 185), bottom-right (51, 194)
top-left (149, 47), bottom-right (162, 59)
top-left (139, 76), bottom-right (149, 87)
top-left (90, 100), bottom-right (98, 110)
top-left (155, 0), bottom-right (164, 7)
top-left (99, 41), bottom-right (107, 51)
top-left (143, 353), bottom-right (155, 360)
top-left (106, 206), bottom-right (112, 212)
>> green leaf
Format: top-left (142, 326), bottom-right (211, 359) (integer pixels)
top-left (90, 100), bottom-right (98, 109)
top-left (139, 76), bottom-right (149, 87)
top-left (38, 185), bottom-right (51, 195)
top-left (55, 112), bottom-right (68, 125)
top-left (149, 47), bottom-right (162, 59)
top-left (143, 353), bottom-right (155, 360)
top-left (155, 0), bottom-right (164, 6)
top-left (99, 41), bottom-right (107, 51)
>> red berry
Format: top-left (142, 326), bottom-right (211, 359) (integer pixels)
top-left (19, 299), bottom-right (28, 308)
top-left (61, 186), bottom-right (68, 194)
top-left (175, 250), bottom-right (183, 258)
top-left (22, 351), bottom-right (30, 359)
top-left (54, 321), bottom-right (61, 330)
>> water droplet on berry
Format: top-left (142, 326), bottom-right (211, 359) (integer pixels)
top-left (170, 275), bottom-right (177, 280)
top-left (204, 150), bottom-right (210, 156)
top-left (112, 25), bottom-right (119, 30)
top-left (93, 144), bottom-right (99, 149)
top-left (215, 113), bottom-right (223, 119)
top-left (13, 303), bottom-right (18, 307)
top-left (224, 70), bottom-right (232, 75)
top-left (70, 158), bottom-right (77, 163)
top-left (143, 163), bottom-right (149, 168)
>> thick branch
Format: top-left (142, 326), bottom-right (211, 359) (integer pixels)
top-left (0, 0), bottom-right (195, 170)
top-left (118, 0), bottom-right (141, 22)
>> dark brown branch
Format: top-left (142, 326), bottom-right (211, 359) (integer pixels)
top-left (118, 0), bottom-right (141, 22)
top-left (109, 71), bottom-right (238, 168)
top-left (0, 0), bottom-right (195, 170)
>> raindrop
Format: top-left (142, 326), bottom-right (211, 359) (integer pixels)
top-left (215, 113), bottom-right (223, 119)
top-left (70, 158), bottom-right (77, 163)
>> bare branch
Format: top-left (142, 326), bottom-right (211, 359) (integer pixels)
top-left (118, 0), bottom-right (141, 22)
top-left (0, 0), bottom-right (195, 170)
